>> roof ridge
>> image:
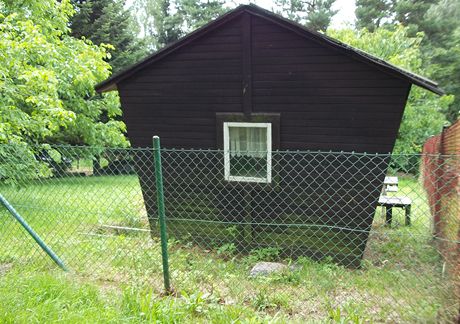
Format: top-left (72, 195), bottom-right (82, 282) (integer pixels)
top-left (95, 4), bottom-right (443, 95)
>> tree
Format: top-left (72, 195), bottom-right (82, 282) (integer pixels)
top-left (355, 0), bottom-right (394, 31)
top-left (132, 0), bottom-right (225, 49)
top-left (275, 0), bottom-right (338, 31)
top-left (132, 0), bottom-right (181, 49)
top-left (0, 0), bottom-right (127, 181)
top-left (393, 0), bottom-right (438, 35)
top-left (354, 0), bottom-right (459, 122)
top-left (328, 27), bottom-right (453, 157)
top-left (69, 0), bottom-right (146, 73)
top-left (176, 0), bottom-right (226, 31)
top-left (422, 0), bottom-right (460, 122)
top-left (355, 0), bottom-right (438, 34)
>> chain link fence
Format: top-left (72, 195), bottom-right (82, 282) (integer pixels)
top-left (0, 143), bottom-right (459, 322)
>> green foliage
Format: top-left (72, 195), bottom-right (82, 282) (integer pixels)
top-left (275, 0), bottom-right (338, 31)
top-left (180, 290), bottom-right (209, 314)
top-left (393, 0), bottom-right (438, 35)
top-left (269, 267), bottom-right (302, 285)
top-left (355, 0), bottom-right (394, 31)
top-left (0, 0), bottom-right (127, 147)
top-left (132, 0), bottom-right (183, 49)
top-left (216, 243), bottom-right (237, 260)
top-left (328, 27), bottom-right (451, 156)
top-left (176, 0), bottom-right (227, 31)
top-left (422, 0), bottom-right (460, 121)
top-left (70, 0), bottom-right (146, 73)
top-left (355, 0), bottom-right (438, 35)
top-left (0, 0), bottom-right (128, 182)
top-left (327, 305), bottom-right (365, 323)
top-left (423, 0), bottom-right (460, 45)
top-left (132, 0), bottom-right (226, 49)
top-left (396, 91), bottom-right (452, 155)
top-left (250, 289), bottom-right (289, 311)
top-left (246, 247), bottom-right (281, 263)
top-left (354, 0), bottom-right (459, 122)
top-left (0, 145), bottom-right (51, 184)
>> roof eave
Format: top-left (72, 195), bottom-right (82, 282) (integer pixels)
top-left (95, 5), bottom-right (248, 93)
top-left (96, 83), bottom-right (117, 93)
top-left (243, 6), bottom-right (444, 95)
top-left (414, 82), bottom-right (444, 96)
top-left (95, 4), bottom-right (445, 96)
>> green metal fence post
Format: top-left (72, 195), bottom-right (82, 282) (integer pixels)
top-left (0, 194), bottom-right (68, 271)
top-left (153, 136), bottom-right (171, 292)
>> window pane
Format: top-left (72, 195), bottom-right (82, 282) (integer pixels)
top-left (228, 126), bottom-right (267, 178)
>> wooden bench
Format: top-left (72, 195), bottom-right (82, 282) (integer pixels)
top-left (378, 196), bottom-right (412, 226)
top-left (383, 176), bottom-right (399, 194)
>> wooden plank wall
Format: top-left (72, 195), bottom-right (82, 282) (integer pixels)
top-left (119, 16), bottom-right (244, 148)
top-left (119, 13), bottom-right (412, 267)
top-left (251, 16), bottom-right (410, 153)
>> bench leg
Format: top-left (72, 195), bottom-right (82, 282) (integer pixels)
top-left (385, 206), bottom-right (393, 226)
top-left (405, 205), bottom-right (411, 226)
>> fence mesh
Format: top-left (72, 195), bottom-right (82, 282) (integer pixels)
top-left (0, 144), bottom-right (459, 322)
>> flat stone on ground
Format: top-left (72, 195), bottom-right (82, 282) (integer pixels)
top-left (250, 261), bottom-right (288, 277)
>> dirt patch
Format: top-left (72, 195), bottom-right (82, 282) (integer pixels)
top-left (0, 263), bottom-right (13, 276)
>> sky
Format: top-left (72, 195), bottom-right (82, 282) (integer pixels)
top-left (126, 0), bottom-right (357, 29)
top-left (329, 0), bottom-right (356, 28)
top-left (233, 0), bottom-right (357, 28)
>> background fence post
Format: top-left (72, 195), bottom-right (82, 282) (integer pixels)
top-left (153, 136), bottom-right (171, 292)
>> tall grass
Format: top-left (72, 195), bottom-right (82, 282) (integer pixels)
top-left (0, 175), bottom-right (457, 322)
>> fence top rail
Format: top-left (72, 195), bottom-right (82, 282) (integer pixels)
top-left (0, 143), bottom-right (459, 158)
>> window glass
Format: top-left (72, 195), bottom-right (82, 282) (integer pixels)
top-left (224, 122), bottom-right (271, 183)
top-left (229, 126), bottom-right (267, 178)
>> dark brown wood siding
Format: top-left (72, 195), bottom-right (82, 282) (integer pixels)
top-left (116, 13), bottom-right (412, 267)
top-left (119, 14), bottom-right (410, 154)
top-left (118, 16), bottom-right (244, 148)
top-left (251, 16), bottom-right (410, 153)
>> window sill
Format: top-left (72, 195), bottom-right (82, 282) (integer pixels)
top-left (225, 175), bottom-right (271, 183)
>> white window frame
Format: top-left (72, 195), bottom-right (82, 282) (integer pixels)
top-left (223, 122), bottom-right (272, 183)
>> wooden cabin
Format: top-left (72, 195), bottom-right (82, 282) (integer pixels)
top-left (96, 5), bottom-right (442, 266)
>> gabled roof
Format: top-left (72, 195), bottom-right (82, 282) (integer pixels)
top-left (95, 4), bottom-right (443, 95)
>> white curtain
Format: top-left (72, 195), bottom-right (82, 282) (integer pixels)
top-left (229, 127), bottom-right (267, 158)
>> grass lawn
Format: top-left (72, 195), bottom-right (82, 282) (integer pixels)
top-left (0, 174), bottom-right (458, 322)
